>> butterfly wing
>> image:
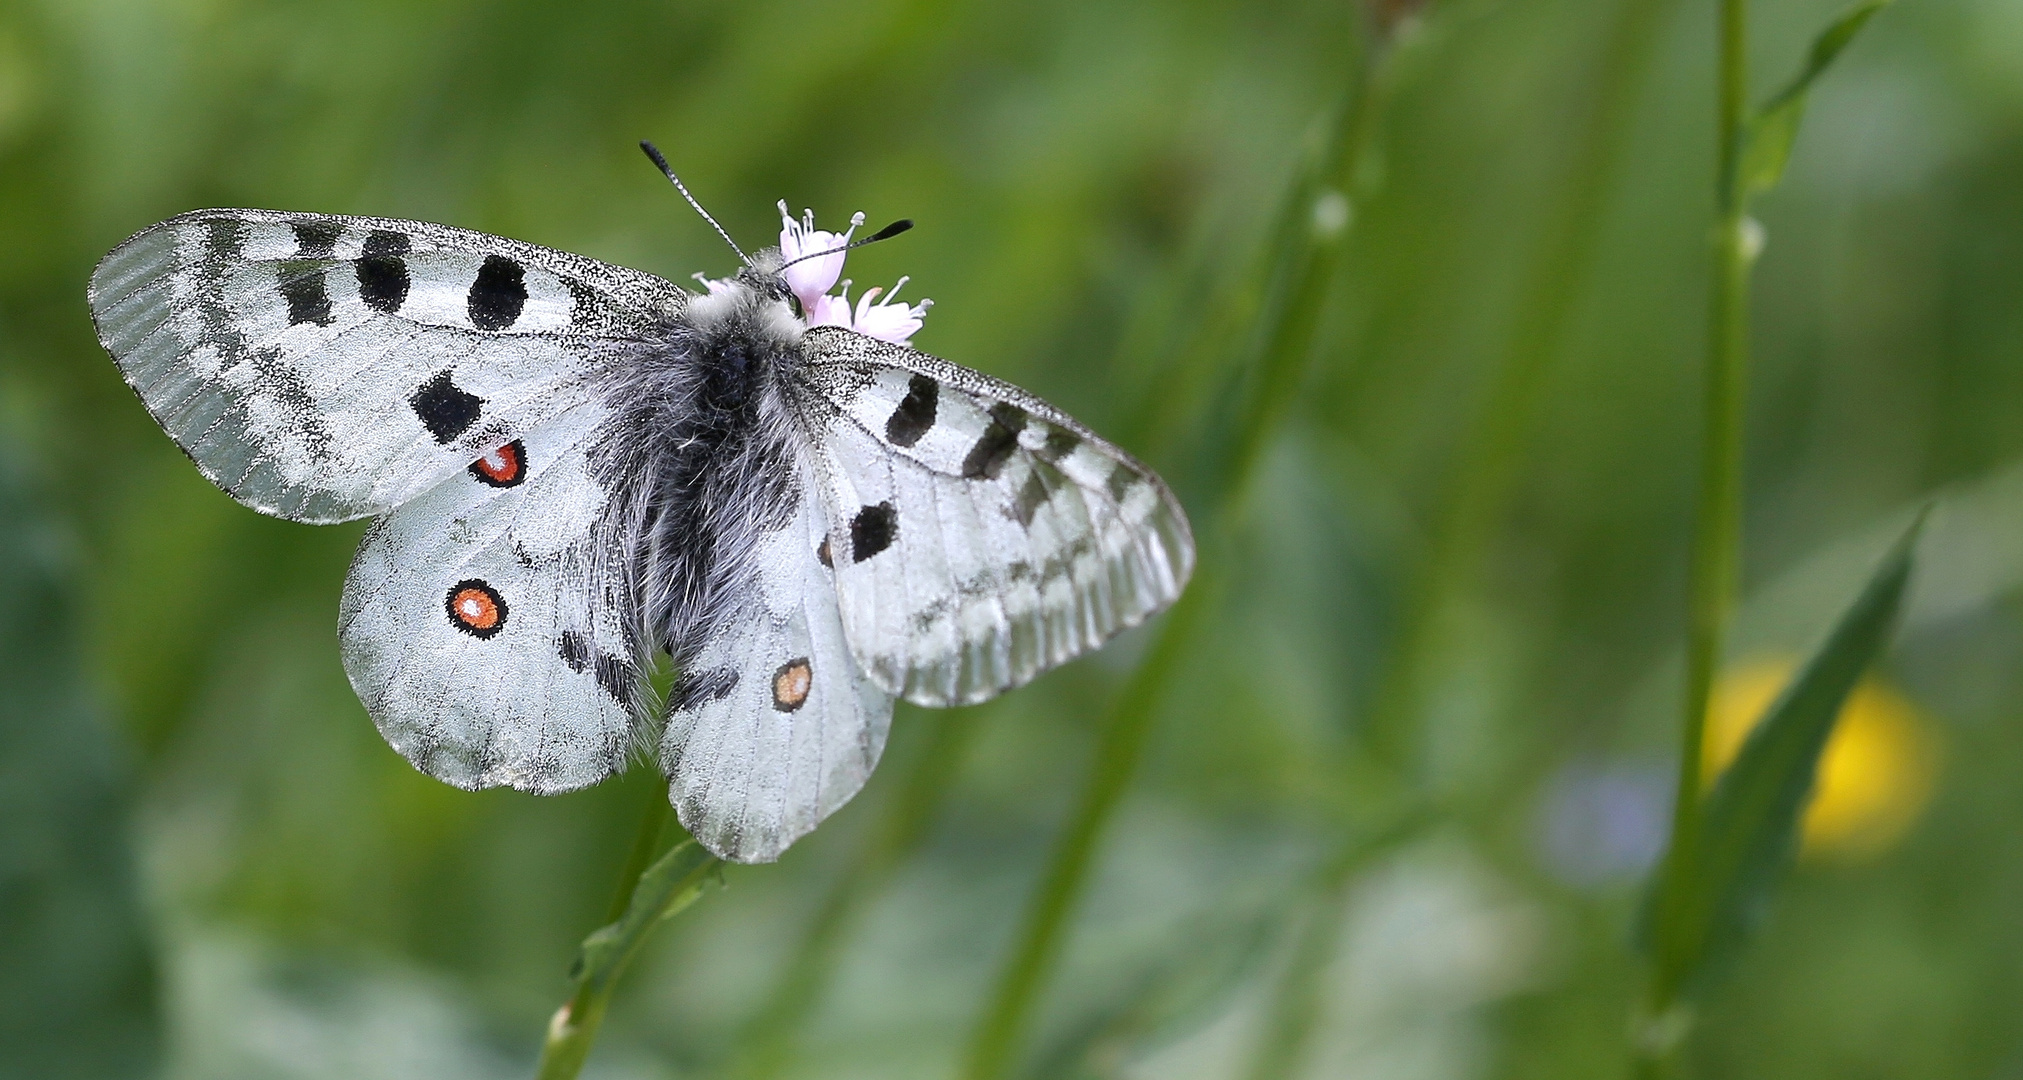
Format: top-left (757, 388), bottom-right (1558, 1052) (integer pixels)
top-left (660, 456), bottom-right (894, 863)
top-left (789, 326), bottom-right (1195, 708)
top-left (88, 208), bottom-right (683, 524)
top-left (338, 405), bottom-right (640, 794)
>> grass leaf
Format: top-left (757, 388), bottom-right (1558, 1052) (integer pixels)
top-left (1739, 1), bottom-right (1890, 194)
top-left (570, 838), bottom-right (719, 992)
top-left (1645, 512), bottom-right (1922, 1003)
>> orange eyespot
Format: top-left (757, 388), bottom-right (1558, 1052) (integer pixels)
top-left (469, 439), bottom-right (527, 487)
top-left (446, 580), bottom-right (507, 638)
top-left (772, 658), bottom-right (812, 712)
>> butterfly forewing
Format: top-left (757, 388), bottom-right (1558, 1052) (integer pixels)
top-left (87, 209), bottom-right (684, 524)
top-left (660, 457), bottom-right (894, 863)
top-left (791, 327), bottom-right (1195, 707)
top-left (339, 405), bottom-right (640, 794)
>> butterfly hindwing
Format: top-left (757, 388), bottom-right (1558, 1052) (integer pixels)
top-left (660, 457), bottom-right (894, 863)
top-left (338, 406), bottom-right (639, 794)
top-left (88, 208), bottom-right (683, 524)
top-left (790, 326), bottom-right (1195, 707)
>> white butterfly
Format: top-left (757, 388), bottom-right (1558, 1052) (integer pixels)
top-left (86, 170), bottom-right (1193, 863)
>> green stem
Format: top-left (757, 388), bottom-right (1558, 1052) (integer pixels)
top-left (1647, 0), bottom-right (1751, 1055)
top-left (956, 22), bottom-right (1409, 1080)
top-left (732, 715), bottom-right (979, 1079)
top-left (535, 792), bottom-right (715, 1080)
top-left (1360, 0), bottom-right (1673, 771)
top-left (606, 783), bottom-right (673, 924)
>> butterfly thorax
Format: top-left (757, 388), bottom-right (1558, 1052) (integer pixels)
top-left (592, 254), bottom-right (806, 684)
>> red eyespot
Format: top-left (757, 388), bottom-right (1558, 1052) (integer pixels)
top-left (446, 579), bottom-right (507, 638)
top-left (469, 440), bottom-right (527, 487)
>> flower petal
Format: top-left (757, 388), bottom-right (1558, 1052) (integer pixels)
top-left (807, 290), bottom-right (854, 328)
top-left (778, 204), bottom-right (862, 308)
top-left (851, 277), bottom-right (932, 345)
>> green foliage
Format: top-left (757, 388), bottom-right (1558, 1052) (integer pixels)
top-left (539, 840), bottom-right (720, 1080)
top-left (1644, 518), bottom-right (1920, 1006)
top-left (569, 841), bottom-right (719, 992)
top-left (1739, 1), bottom-right (1894, 195)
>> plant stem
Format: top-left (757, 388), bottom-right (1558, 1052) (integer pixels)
top-left (606, 781), bottom-right (673, 923)
top-left (534, 787), bottom-right (712, 1080)
top-left (1360, 0), bottom-right (1673, 771)
top-left (1647, 0), bottom-right (1751, 1054)
top-left (957, 14), bottom-right (1407, 1078)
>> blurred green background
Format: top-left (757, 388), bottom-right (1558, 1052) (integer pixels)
top-left (5, 0), bottom-right (2023, 1076)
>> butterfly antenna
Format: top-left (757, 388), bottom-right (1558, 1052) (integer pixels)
top-left (639, 141), bottom-right (749, 265)
top-left (777, 218), bottom-right (914, 272)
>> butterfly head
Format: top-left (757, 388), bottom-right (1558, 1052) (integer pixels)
top-left (686, 251), bottom-right (805, 353)
top-left (687, 207), bottom-right (930, 348)
top-left (640, 144), bottom-right (927, 346)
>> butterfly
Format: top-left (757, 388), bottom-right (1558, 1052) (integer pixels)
top-left (85, 151), bottom-right (1194, 863)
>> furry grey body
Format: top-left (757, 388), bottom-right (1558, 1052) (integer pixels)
top-left (592, 256), bottom-right (804, 700)
top-left (87, 208), bottom-right (1195, 863)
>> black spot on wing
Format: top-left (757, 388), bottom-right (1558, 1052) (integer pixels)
top-left (817, 535), bottom-right (833, 568)
top-left (961, 402), bottom-right (1027, 479)
top-left (411, 371), bottom-right (484, 443)
top-left (292, 221), bottom-right (340, 259)
top-left (594, 652), bottom-right (637, 705)
top-left (357, 255), bottom-right (409, 314)
top-left (851, 502), bottom-right (898, 562)
top-left (558, 631), bottom-right (636, 704)
top-left (885, 374), bottom-right (938, 447)
top-left (565, 278), bottom-right (602, 330)
top-left (363, 229), bottom-right (409, 257)
top-left (206, 216), bottom-right (245, 266)
top-left (468, 254), bottom-right (527, 330)
top-left (278, 267), bottom-right (333, 326)
top-left (357, 229), bottom-right (411, 314)
top-left (558, 631), bottom-right (590, 672)
top-left (668, 667), bottom-right (739, 713)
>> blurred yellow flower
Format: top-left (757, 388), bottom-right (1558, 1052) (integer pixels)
top-left (1703, 656), bottom-right (1941, 862)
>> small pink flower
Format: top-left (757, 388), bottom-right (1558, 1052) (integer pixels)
top-left (805, 285), bottom-right (854, 329)
top-left (778, 202), bottom-right (862, 312)
top-left (851, 277), bottom-right (932, 345)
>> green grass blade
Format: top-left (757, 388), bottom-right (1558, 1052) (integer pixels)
top-left (537, 839), bottom-right (721, 1080)
top-left (1739, 1), bottom-right (1891, 194)
top-left (1645, 513), bottom-right (1922, 1004)
top-left (571, 838), bottom-right (719, 989)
